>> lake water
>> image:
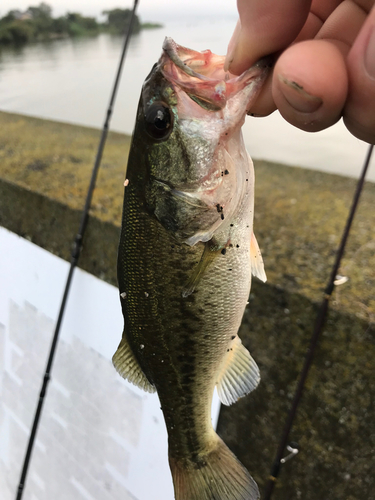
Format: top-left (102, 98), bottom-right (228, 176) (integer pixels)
top-left (0, 16), bottom-right (374, 182)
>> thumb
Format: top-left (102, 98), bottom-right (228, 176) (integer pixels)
top-left (226, 0), bottom-right (312, 75)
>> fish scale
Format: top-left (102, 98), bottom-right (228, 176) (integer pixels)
top-left (114, 37), bottom-right (270, 500)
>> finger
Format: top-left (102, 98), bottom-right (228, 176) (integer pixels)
top-left (345, 5), bottom-right (375, 143)
top-left (316, 0), bottom-right (370, 42)
top-left (247, 73), bottom-right (277, 116)
top-left (231, 0), bottom-right (345, 116)
top-left (245, 0), bottom-right (346, 117)
top-left (272, 40), bottom-right (348, 132)
top-left (294, 0), bottom-right (343, 42)
top-left (225, 0), bottom-right (312, 74)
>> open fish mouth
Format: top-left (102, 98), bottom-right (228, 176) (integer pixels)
top-left (160, 37), bottom-right (273, 112)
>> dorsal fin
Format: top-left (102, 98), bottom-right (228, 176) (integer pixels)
top-left (250, 232), bottom-right (266, 282)
top-left (216, 336), bottom-right (260, 406)
top-left (112, 336), bottom-right (155, 393)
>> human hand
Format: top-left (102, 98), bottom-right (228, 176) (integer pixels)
top-left (225, 0), bottom-right (375, 144)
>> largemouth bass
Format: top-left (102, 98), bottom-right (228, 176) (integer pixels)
top-left (114, 37), bottom-right (270, 500)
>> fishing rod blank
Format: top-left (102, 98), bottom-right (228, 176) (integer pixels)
top-left (263, 143), bottom-right (374, 500)
top-left (15, 2), bottom-right (139, 499)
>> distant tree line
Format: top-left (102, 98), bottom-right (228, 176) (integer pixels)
top-left (0, 2), bottom-right (162, 45)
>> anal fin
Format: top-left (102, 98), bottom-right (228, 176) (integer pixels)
top-left (250, 232), bottom-right (267, 282)
top-left (216, 336), bottom-right (260, 406)
top-left (112, 336), bottom-right (155, 393)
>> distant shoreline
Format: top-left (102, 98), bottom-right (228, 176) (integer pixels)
top-left (141, 22), bottom-right (163, 30)
top-left (0, 4), bottom-right (163, 47)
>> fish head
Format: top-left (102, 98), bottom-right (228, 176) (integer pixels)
top-left (136, 37), bottom-right (271, 245)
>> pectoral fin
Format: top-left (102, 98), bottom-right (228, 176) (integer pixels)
top-left (182, 241), bottom-right (218, 297)
top-left (216, 336), bottom-right (260, 406)
top-left (112, 336), bottom-right (156, 393)
top-left (250, 232), bottom-right (266, 282)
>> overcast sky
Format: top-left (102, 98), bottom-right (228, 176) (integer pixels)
top-left (0, 1), bottom-right (238, 21)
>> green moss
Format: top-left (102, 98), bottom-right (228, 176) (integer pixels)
top-left (253, 160), bottom-right (375, 321)
top-left (0, 111), bottom-right (130, 224)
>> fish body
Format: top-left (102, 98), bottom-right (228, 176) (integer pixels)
top-left (114, 38), bottom-right (269, 500)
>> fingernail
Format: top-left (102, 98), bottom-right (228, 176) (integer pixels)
top-left (365, 26), bottom-right (375, 78)
top-left (224, 20), bottom-right (241, 72)
top-left (278, 75), bottom-right (322, 113)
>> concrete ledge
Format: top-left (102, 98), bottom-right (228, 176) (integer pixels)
top-left (1, 111), bottom-right (374, 498)
top-left (0, 111), bottom-right (131, 284)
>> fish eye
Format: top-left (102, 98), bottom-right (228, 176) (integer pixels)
top-left (145, 102), bottom-right (173, 141)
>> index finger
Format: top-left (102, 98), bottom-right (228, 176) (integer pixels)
top-left (226, 0), bottom-right (312, 74)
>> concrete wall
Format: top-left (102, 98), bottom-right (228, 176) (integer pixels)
top-left (0, 111), bottom-right (374, 500)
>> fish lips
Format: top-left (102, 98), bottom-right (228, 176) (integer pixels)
top-left (160, 37), bottom-right (272, 113)
top-left (142, 37), bottom-right (272, 117)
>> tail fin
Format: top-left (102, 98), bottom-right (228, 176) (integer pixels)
top-left (169, 435), bottom-right (259, 500)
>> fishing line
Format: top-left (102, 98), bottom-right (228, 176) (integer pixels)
top-left (263, 143), bottom-right (374, 500)
top-left (15, 2), bottom-right (139, 499)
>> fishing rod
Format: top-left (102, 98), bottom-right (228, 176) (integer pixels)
top-left (263, 143), bottom-right (374, 500)
top-left (14, 2), bottom-right (139, 499)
